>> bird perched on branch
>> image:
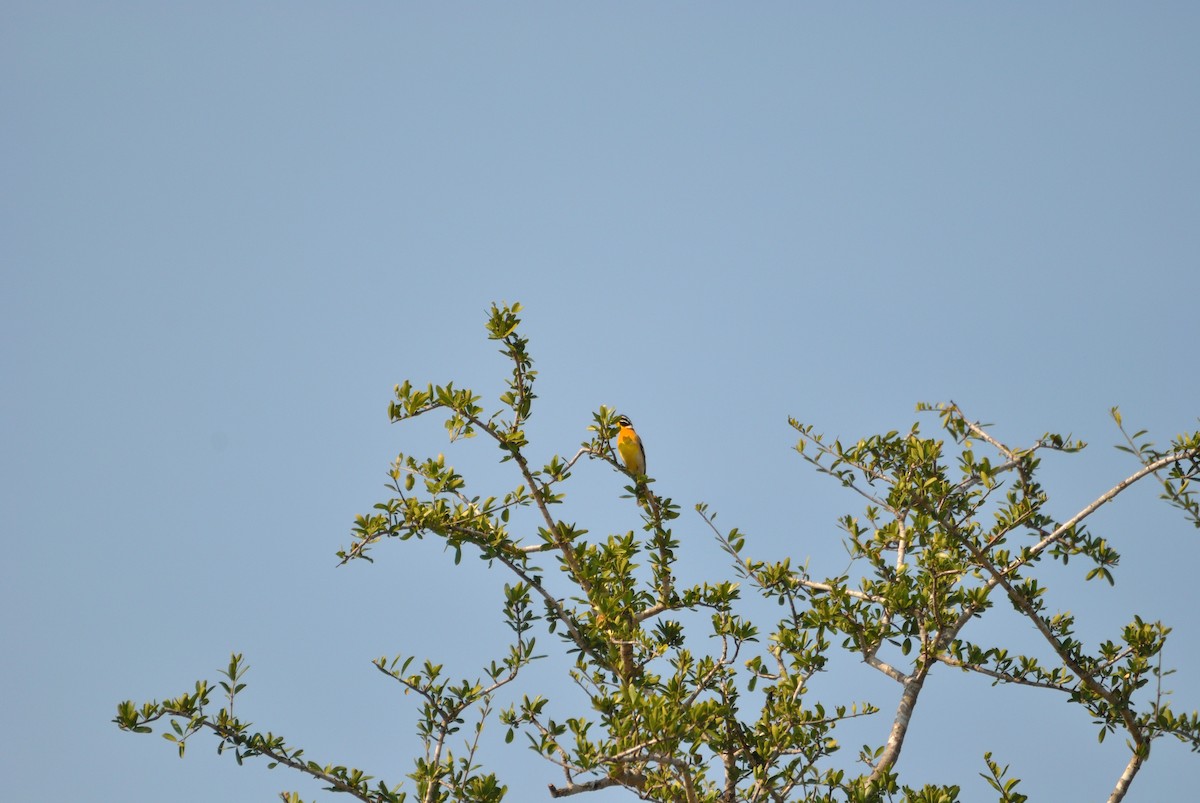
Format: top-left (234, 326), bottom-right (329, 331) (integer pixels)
top-left (614, 415), bottom-right (646, 478)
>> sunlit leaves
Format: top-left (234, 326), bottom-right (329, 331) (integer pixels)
top-left (979, 752), bottom-right (1028, 803)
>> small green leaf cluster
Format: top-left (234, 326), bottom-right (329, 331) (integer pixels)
top-left (115, 655), bottom-right (406, 802)
top-left (979, 752), bottom-right (1027, 803)
top-left (1113, 406), bottom-right (1200, 527)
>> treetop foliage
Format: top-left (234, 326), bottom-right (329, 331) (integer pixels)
top-left (117, 302), bottom-right (1200, 803)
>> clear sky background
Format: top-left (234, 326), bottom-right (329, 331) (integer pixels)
top-left (4, 4), bottom-right (1199, 802)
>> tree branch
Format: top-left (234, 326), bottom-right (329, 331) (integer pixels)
top-left (933, 653), bottom-right (1072, 693)
top-left (867, 669), bottom-right (929, 785)
top-left (547, 776), bottom-right (625, 798)
top-left (1017, 452), bottom-right (1195, 572)
top-left (1108, 751), bottom-right (1145, 803)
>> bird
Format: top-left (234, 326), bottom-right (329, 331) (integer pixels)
top-left (614, 415), bottom-right (646, 478)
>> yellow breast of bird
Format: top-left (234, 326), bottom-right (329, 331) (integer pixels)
top-left (617, 428), bottom-right (646, 476)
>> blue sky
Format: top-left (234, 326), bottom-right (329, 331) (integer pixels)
top-left (4, 4), bottom-right (1199, 801)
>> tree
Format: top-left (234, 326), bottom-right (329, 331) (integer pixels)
top-left (116, 302), bottom-right (1200, 802)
